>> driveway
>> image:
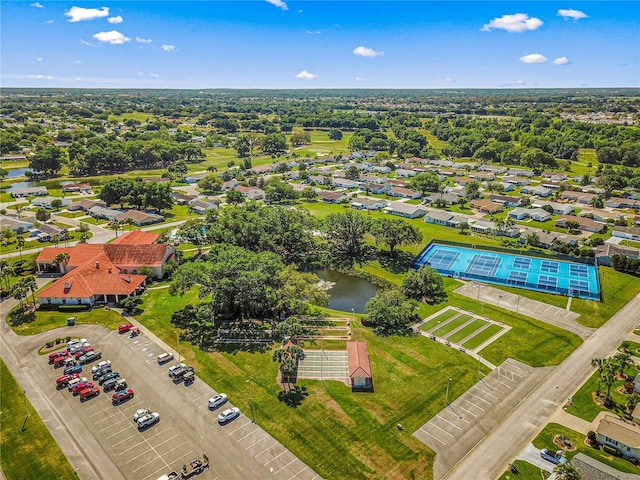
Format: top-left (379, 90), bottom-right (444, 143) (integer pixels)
top-left (518, 444), bottom-right (554, 473)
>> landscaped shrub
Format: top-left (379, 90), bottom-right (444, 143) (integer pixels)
top-left (45, 341), bottom-right (54, 348)
top-left (587, 431), bottom-right (596, 446)
top-left (603, 444), bottom-right (620, 456)
top-left (57, 305), bottom-right (90, 312)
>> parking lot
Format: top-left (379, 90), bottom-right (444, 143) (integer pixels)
top-left (413, 358), bottom-right (553, 479)
top-left (32, 324), bottom-right (322, 480)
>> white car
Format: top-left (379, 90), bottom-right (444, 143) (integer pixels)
top-left (208, 393), bottom-right (228, 410)
top-left (217, 407), bottom-right (240, 424)
top-left (67, 377), bottom-right (88, 391)
top-left (91, 360), bottom-right (111, 374)
top-left (67, 338), bottom-right (88, 349)
top-left (133, 408), bottom-right (151, 422)
top-left (137, 412), bottom-right (160, 429)
top-left (167, 363), bottom-right (186, 377)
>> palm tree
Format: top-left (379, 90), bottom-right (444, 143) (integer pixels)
top-left (591, 358), bottom-right (607, 397)
top-left (1, 227), bottom-right (15, 247)
top-left (0, 260), bottom-right (15, 291)
top-left (614, 352), bottom-right (633, 378)
top-left (16, 234), bottom-right (25, 260)
top-left (22, 276), bottom-right (38, 305)
top-left (602, 362), bottom-right (617, 402)
top-left (554, 463), bottom-right (582, 480)
top-left (11, 283), bottom-right (27, 310)
top-left (52, 233), bottom-right (60, 247)
top-left (112, 220), bottom-right (121, 238)
top-left (53, 252), bottom-right (70, 274)
top-left (61, 228), bottom-right (69, 247)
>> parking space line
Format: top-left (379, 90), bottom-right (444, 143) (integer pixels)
top-left (126, 447), bottom-right (157, 464)
top-left (264, 450), bottom-right (288, 466)
top-left (156, 441), bottom-right (185, 457)
top-left (152, 434), bottom-right (179, 449)
top-left (419, 428), bottom-right (446, 445)
top-left (492, 377), bottom-right (514, 389)
top-left (227, 419), bottom-right (253, 435)
top-left (106, 425), bottom-right (134, 440)
top-left (274, 458), bottom-right (298, 475)
top-left (255, 443), bottom-right (279, 458)
top-left (289, 465), bottom-right (308, 479)
top-left (435, 415), bottom-right (462, 431)
top-left (427, 422), bottom-right (454, 438)
top-left (113, 432), bottom-right (141, 448)
top-left (236, 426), bottom-right (262, 442)
top-left (465, 391), bottom-right (494, 405)
top-left (94, 411), bottom-right (122, 424)
top-left (443, 408), bottom-right (470, 424)
top-left (458, 397), bottom-right (485, 412)
top-left (99, 417), bottom-right (129, 432)
top-left (132, 456), bottom-right (164, 473)
top-left (119, 438), bottom-right (148, 452)
top-left (142, 466), bottom-right (169, 480)
top-left (456, 404), bottom-right (479, 418)
top-left (245, 433), bottom-right (271, 450)
top-left (470, 386), bottom-right (499, 401)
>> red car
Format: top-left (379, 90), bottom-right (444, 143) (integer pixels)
top-left (112, 388), bottom-right (134, 404)
top-left (118, 323), bottom-right (134, 334)
top-left (74, 346), bottom-right (94, 359)
top-left (49, 350), bottom-right (69, 364)
top-left (80, 386), bottom-right (100, 400)
top-left (56, 373), bottom-right (79, 388)
top-left (72, 381), bottom-right (94, 396)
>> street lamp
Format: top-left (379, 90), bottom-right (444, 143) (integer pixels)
top-left (477, 355), bottom-right (482, 381)
top-left (516, 295), bottom-right (521, 314)
top-left (175, 330), bottom-right (180, 363)
top-left (446, 377), bottom-right (453, 404)
top-left (21, 389), bottom-right (29, 432)
top-left (247, 379), bottom-right (256, 423)
top-left (497, 294), bottom-right (503, 309)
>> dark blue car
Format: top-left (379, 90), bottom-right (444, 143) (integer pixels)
top-left (64, 364), bottom-right (82, 375)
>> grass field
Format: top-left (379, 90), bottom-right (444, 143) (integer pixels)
top-left (433, 314), bottom-right (472, 337)
top-left (497, 460), bottom-right (544, 480)
top-left (448, 319), bottom-right (487, 343)
top-left (9, 307), bottom-right (124, 336)
top-left (419, 309), bottom-right (458, 331)
top-left (0, 358), bottom-right (76, 480)
top-left (463, 324), bottom-right (503, 350)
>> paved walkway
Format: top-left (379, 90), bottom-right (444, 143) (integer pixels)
top-left (455, 282), bottom-right (594, 340)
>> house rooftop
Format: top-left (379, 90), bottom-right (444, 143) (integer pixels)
top-left (347, 341), bottom-right (372, 379)
top-left (597, 416), bottom-right (640, 449)
top-left (111, 230), bottom-right (159, 245)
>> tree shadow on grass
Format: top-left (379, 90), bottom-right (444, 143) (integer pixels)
top-left (376, 250), bottom-right (414, 274)
top-left (8, 308), bottom-right (36, 327)
top-left (277, 385), bottom-right (309, 408)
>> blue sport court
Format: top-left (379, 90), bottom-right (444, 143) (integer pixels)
top-left (414, 243), bottom-right (600, 301)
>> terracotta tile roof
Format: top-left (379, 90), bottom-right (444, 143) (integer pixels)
top-left (104, 244), bottom-right (169, 267)
top-left (36, 244), bottom-right (104, 266)
top-left (111, 230), bottom-right (159, 245)
top-left (347, 341), bottom-right (372, 378)
top-left (38, 264), bottom-right (145, 299)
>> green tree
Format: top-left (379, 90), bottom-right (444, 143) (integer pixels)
top-left (614, 351), bottom-right (633, 377)
top-left (1, 228), bottom-right (15, 247)
top-left (553, 463), bottom-right (582, 480)
top-left (365, 289), bottom-right (417, 336)
top-left (465, 180), bottom-right (482, 200)
top-left (50, 198), bottom-right (63, 210)
top-left (0, 260), bottom-right (15, 290)
top-left (401, 265), bottom-right (447, 304)
top-left (371, 218), bottom-right (422, 255)
top-left (627, 393), bottom-right (640, 414)
top-left (290, 131), bottom-right (311, 147)
top-left (53, 252), bottom-right (71, 273)
top-left (197, 173), bottom-right (223, 193)
top-left (29, 145), bottom-right (64, 175)
top-left (345, 166), bottom-right (361, 181)
top-left (323, 212), bottom-right (371, 267)
top-left (262, 133), bottom-right (287, 155)
top-left (35, 207), bottom-right (51, 223)
top-left (410, 172), bottom-right (441, 196)
top-left (591, 357), bottom-right (607, 397)
top-left (264, 179), bottom-right (298, 204)
top-left (226, 189), bottom-right (246, 205)
top-left (328, 129), bottom-right (343, 141)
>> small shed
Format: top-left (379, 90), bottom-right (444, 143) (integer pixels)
top-left (347, 341), bottom-right (373, 391)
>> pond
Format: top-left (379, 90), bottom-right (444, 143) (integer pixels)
top-left (314, 269), bottom-right (379, 314)
top-left (5, 180), bottom-right (38, 192)
top-left (6, 168), bottom-right (31, 179)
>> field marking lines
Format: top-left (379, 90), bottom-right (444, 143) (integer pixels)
top-left (427, 422), bottom-right (454, 438)
top-left (419, 427), bottom-right (447, 445)
top-left (274, 458), bottom-right (298, 475)
top-left (255, 443), bottom-right (279, 458)
top-left (264, 450), bottom-right (288, 466)
top-left (245, 433), bottom-right (271, 449)
top-left (236, 426), bottom-right (262, 442)
top-left (435, 415), bottom-right (462, 431)
top-left (289, 465), bottom-right (308, 479)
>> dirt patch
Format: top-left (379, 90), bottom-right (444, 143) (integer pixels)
top-left (554, 435), bottom-right (576, 451)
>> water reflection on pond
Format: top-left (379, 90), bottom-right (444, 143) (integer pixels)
top-left (314, 269), bottom-right (379, 314)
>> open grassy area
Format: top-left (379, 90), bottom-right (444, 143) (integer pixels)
top-left (9, 307), bottom-right (124, 336)
top-left (419, 309), bottom-right (458, 331)
top-left (135, 287), bottom-right (484, 480)
top-left (448, 319), bottom-right (486, 343)
top-left (463, 324), bottom-right (503, 350)
top-left (0, 358), bottom-right (76, 480)
top-left (433, 314), bottom-right (472, 337)
top-left (497, 460), bottom-right (545, 480)
top-left (533, 423), bottom-right (640, 474)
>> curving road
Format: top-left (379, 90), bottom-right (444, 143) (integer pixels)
top-left (442, 292), bottom-right (640, 480)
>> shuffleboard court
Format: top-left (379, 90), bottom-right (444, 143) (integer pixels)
top-left (420, 309), bottom-right (459, 331)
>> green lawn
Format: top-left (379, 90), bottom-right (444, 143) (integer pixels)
top-left (448, 319), bottom-right (487, 344)
top-left (9, 307), bottom-right (124, 336)
top-left (463, 324), bottom-right (503, 350)
top-left (55, 210), bottom-right (87, 218)
top-left (135, 287), bottom-right (483, 480)
top-left (0, 358), bottom-right (76, 480)
top-left (533, 423), bottom-right (640, 474)
top-left (433, 314), bottom-right (473, 337)
top-left (419, 309), bottom-right (458, 331)
top-left (497, 460), bottom-right (545, 480)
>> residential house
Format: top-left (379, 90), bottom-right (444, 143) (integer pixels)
top-left (66, 199), bottom-right (107, 212)
top-left (221, 179), bottom-right (240, 191)
top-left (424, 210), bottom-right (466, 228)
top-left (250, 164), bottom-right (272, 175)
top-left (501, 175), bottom-right (531, 186)
top-left (424, 193), bottom-right (460, 205)
top-left (347, 341), bottom-right (373, 390)
top-left (541, 181), bottom-right (565, 190)
top-left (234, 186), bottom-right (266, 201)
top-left (578, 209), bottom-right (624, 223)
top-left (11, 186), bottom-right (48, 198)
top-left (387, 178), bottom-right (410, 187)
top-left (508, 169), bottom-right (535, 178)
top-left (388, 187), bottom-right (421, 199)
top-left (183, 172), bottom-right (208, 184)
top-left (331, 178), bottom-right (358, 189)
top-left (0, 215), bottom-right (34, 233)
top-left (372, 165), bottom-right (391, 174)
top-left (633, 216), bottom-right (640, 226)
top-left (596, 415), bottom-right (640, 461)
top-left (606, 197), bottom-right (638, 209)
top-left (112, 210), bottom-right (165, 227)
top-left (508, 207), bottom-right (550, 222)
top-left (470, 220), bottom-right (495, 235)
top-left (35, 223), bottom-right (65, 242)
top-left (469, 199), bottom-right (504, 214)
top-left (595, 243), bottom-right (640, 266)
top-left (478, 165), bottom-right (506, 174)
top-left (555, 215), bottom-right (606, 233)
top-left (350, 198), bottom-right (388, 210)
top-left (488, 195), bottom-right (522, 207)
top-left (189, 199), bottom-right (218, 214)
top-left (613, 226), bottom-right (640, 242)
top-left (497, 183), bottom-right (515, 192)
top-left (470, 172), bottom-right (495, 182)
top-left (367, 183), bottom-right (390, 195)
top-left (61, 183), bottom-right (93, 194)
top-left (320, 191), bottom-right (348, 204)
top-left (358, 175), bottom-right (387, 185)
top-left (395, 168), bottom-right (417, 178)
top-left (561, 190), bottom-right (596, 205)
top-left (307, 175), bottom-right (328, 185)
top-left (173, 193), bottom-right (197, 205)
top-left (520, 185), bottom-right (553, 197)
top-left (452, 176), bottom-right (472, 186)
top-left (88, 206), bottom-right (122, 221)
top-left (383, 203), bottom-right (426, 219)
top-left (32, 196), bottom-right (71, 209)
top-left (532, 200), bottom-right (574, 215)
top-left (542, 172), bottom-right (568, 182)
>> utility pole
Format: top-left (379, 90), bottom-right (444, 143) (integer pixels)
top-left (446, 378), bottom-right (453, 404)
top-left (247, 379), bottom-right (255, 423)
top-left (175, 330), bottom-right (180, 363)
top-left (21, 389), bottom-right (30, 432)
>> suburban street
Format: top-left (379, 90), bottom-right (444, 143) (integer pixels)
top-left (442, 292), bottom-right (640, 480)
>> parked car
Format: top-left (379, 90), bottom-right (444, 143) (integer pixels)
top-left (136, 412), bottom-right (160, 429)
top-left (112, 389), bottom-right (134, 405)
top-left (208, 394), bottom-right (228, 410)
top-left (67, 338), bottom-right (88, 349)
top-left (49, 350), bottom-right (69, 364)
top-left (102, 377), bottom-right (119, 392)
top-left (74, 346), bottom-right (94, 359)
top-left (78, 350), bottom-right (101, 365)
top-left (79, 386), bottom-right (100, 400)
top-left (133, 408), bottom-right (151, 422)
top-left (91, 360), bottom-right (111, 374)
top-left (66, 377), bottom-right (88, 392)
top-left (64, 364), bottom-right (82, 375)
top-left (171, 366), bottom-right (194, 381)
top-left (118, 323), bottom-right (134, 334)
top-left (168, 363), bottom-right (186, 377)
top-left (540, 449), bottom-right (568, 465)
top-left (217, 407), bottom-right (240, 424)
top-left (157, 352), bottom-right (174, 364)
top-left (68, 342), bottom-right (90, 355)
top-left (56, 373), bottom-right (79, 388)
top-left (183, 371), bottom-right (195, 384)
top-left (71, 381), bottom-right (94, 396)
top-left (98, 372), bottom-right (120, 385)
top-left (54, 355), bottom-right (72, 368)
top-left (114, 378), bottom-right (128, 391)
top-left (93, 365), bottom-right (112, 380)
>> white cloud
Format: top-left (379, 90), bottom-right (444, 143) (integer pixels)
top-left (162, 44), bottom-right (175, 52)
top-left (45, 19), bottom-right (54, 24)
top-left (30, 2), bottom-right (44, 8)
top-left (27, 74), bottom-right (54, 80)
top-left (92, 31), bottom-right (131, 45)
top-left (519, 53), bottom-right (547, 63)
top-left (500, 80), bottom-right (526, 87)
top-left (149, 73), bottom-right (160, 78)
top-left (558, 9), bottom-right (588, 20)
top-left (107, 16), bottom-right (123, 24)
top-left (353, 46), bottom-right (383, 58)
top-left (306, 30), bottom-right (321, 35)
top-left (482, 13), bottom-right (543, 33)
top-left (136, 37), bottom-right (152, 44)
top-left (265, 0), bottom-right (288, 11)
top-left (444, 77), bottom-right (455, 83)
top-left (553, 56), bottom-right (570, 65)
top-left (37, 57), bottom-right (44, 62)
top-left (295, 70), bottom-right (317, 80)
top-left (79, 39), bottom-right (95, 47)
top-left (355, 76), bottom-right (364, 81)
top-left (65, 6), bottom-right (109, 22)
top-left (75, 59), bottom-right (82, 64)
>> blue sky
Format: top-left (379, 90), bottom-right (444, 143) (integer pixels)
top-left (1, 1), bottom-right (638, 89)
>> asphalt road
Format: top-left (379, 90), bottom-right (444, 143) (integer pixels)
top-left (442, 292), bottom-right (640, 480)
top-left (0, 307), bottom-right (320, 480)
